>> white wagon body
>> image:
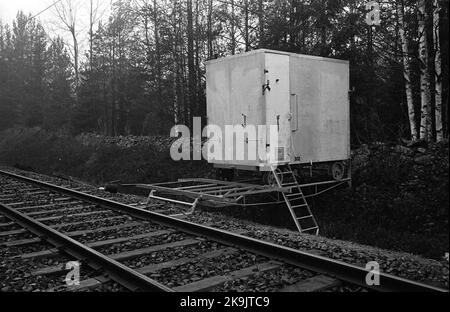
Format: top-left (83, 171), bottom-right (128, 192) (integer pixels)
top-left (206, 49), bottom-right (350, 170)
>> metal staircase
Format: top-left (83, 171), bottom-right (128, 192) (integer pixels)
top-left (271, 165), bottom-right (319, 235)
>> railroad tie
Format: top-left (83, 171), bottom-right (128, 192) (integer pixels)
top-left (174, 261), bottom-right (283, 292)
top-left (278, 275), bottom-right (341, 292)
top-left (30, 238), bottom-right (202, 276)
top-left (47, 248), bottom-right (238, 292)
top-left (136, 247), bottom-right (237, 275)
top-left (17, 230), bottom-right (174, 259)
top-left (1, 222), bottom-right (145, 247)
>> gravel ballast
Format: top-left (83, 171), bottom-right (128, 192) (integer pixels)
top-left (1, 167), bottom-right (448, 291)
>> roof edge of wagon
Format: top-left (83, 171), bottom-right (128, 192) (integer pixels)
top-left (205, 49), bottom-right (350, 66)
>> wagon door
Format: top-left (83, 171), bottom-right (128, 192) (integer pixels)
top-left (264, 52), bottom-right (291, 164)
top-left (228, 53), bottom-right (265, 167)
top-left (289, 56), bottom-right (350, 164)
top-left (206, 52), bottom-right (265, 167)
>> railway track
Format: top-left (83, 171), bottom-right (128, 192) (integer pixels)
top-left (0, 169), bottom-right (447, 292)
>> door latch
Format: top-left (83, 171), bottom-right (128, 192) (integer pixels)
top-left (241, 114), bottom-right (247, 128)
top-left (262, 80), bottom-right (271, 95)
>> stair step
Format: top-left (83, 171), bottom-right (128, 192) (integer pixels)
top-left (273, 165), bottom-right (319, 236)
top-left (302, 227), bottom-right (319, 232)
top-left (288, 195), bottom-right (304, 200)
top-left (291, 204), bottom-right (307, 209)
top-left (277, 171), bottom-right (294, 175)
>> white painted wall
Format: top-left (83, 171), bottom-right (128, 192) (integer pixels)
top-left (290, 54), bottom-right (350, 163)
top-left (206, 49), bottom-right (350, 169)
top-left (264, 52), bottom-right (291, 164)
top-left (206, 51), bottom-right (265, 167)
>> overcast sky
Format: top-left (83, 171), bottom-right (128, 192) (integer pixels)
top-left (0, 0), bottom-right (53, 24)
top-left (1, 0), bottom-right (111, 56)
top-left (0, 0), bottom-right (112, 26)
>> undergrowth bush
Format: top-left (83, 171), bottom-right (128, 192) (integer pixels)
top-left (0, 127), bottom-right (212, 184)
top-left (316, 143), bottom-right (449, 259)
top-left (0, 128), bottom-right (448, 259)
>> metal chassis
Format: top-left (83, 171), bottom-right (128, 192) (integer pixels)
top-left (138, 177), bottom-right (352, 209)
top-left (139, 178), bottom-right (292, 208)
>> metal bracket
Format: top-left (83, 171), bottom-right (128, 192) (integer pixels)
top-left (147, 190), bottom-right (200, 217)
top-left (241, 114), bottom-right (247, 128)
top-left (262, 80), bottom-right (271, 95)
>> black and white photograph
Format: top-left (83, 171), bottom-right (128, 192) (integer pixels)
top-left (0, 0), bottom-right (448, 303)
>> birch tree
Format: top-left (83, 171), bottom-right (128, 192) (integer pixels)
top-left (418, 0), bottom-right (432, 141)
top-left (397, 0), bottom-right (417, 140)
top-left (172, 0), bottom-right (180, 124)
top-left (187, 0), bottom-right (196, 126)
top-left (433, 0), bottom-right (443, 141)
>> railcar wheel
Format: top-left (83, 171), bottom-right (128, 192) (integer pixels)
top-left (263, 169), bottom-right (282, 187)
top-left (331, 162), bottom-right (346, 180)
top-left (217, 169), bottom-right (235, 181)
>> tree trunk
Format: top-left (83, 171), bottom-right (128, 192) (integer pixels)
top-left (111, 27), bottom-right (117, 137)
top-left (179, 2), bottom-right (188, 126)
top-left (89, 0), bottom-right (94, 71)
top-left (172, 0), bottom-right (179, 125)
top-left (244, 0), bottom-right (249, 51)
top-left (320, 2), bottom-right (328, 56)
top-left (259, 0), bottom-right (265, 48)
top-left (0, 22), bottom-right (3, 53)
top-left (53, 0), bottom-right (79, 96)
top-left (195, 0), bottom-right (202, 118)
top-left (230, 0), bottom-right (236, 55)
top-left (70, 28), bottom-right (79, 92)
top-left (366, 25), bottom-right (374, 142)
top-left (153, 0), bottom-right (162, 99)
top-left (418, 0), bottom-right (433, 141)
top-left (290, 0), bottom-right (298, 48)
top-left (187, 0), bottom-right (196, 126)
top-left (434, 0), bottom-right (443, 141)
top-left (207, 0), bottom-right (213, 59)
top-left (397, 0), bottom-right (418, 140)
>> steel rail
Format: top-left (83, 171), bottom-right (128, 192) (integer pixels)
top-left (0, 175), bottom-right (172, 292)
top-left (0, 202), bottom-right (172, 292)
top-left (0, 169), bottom-right (447, 293)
